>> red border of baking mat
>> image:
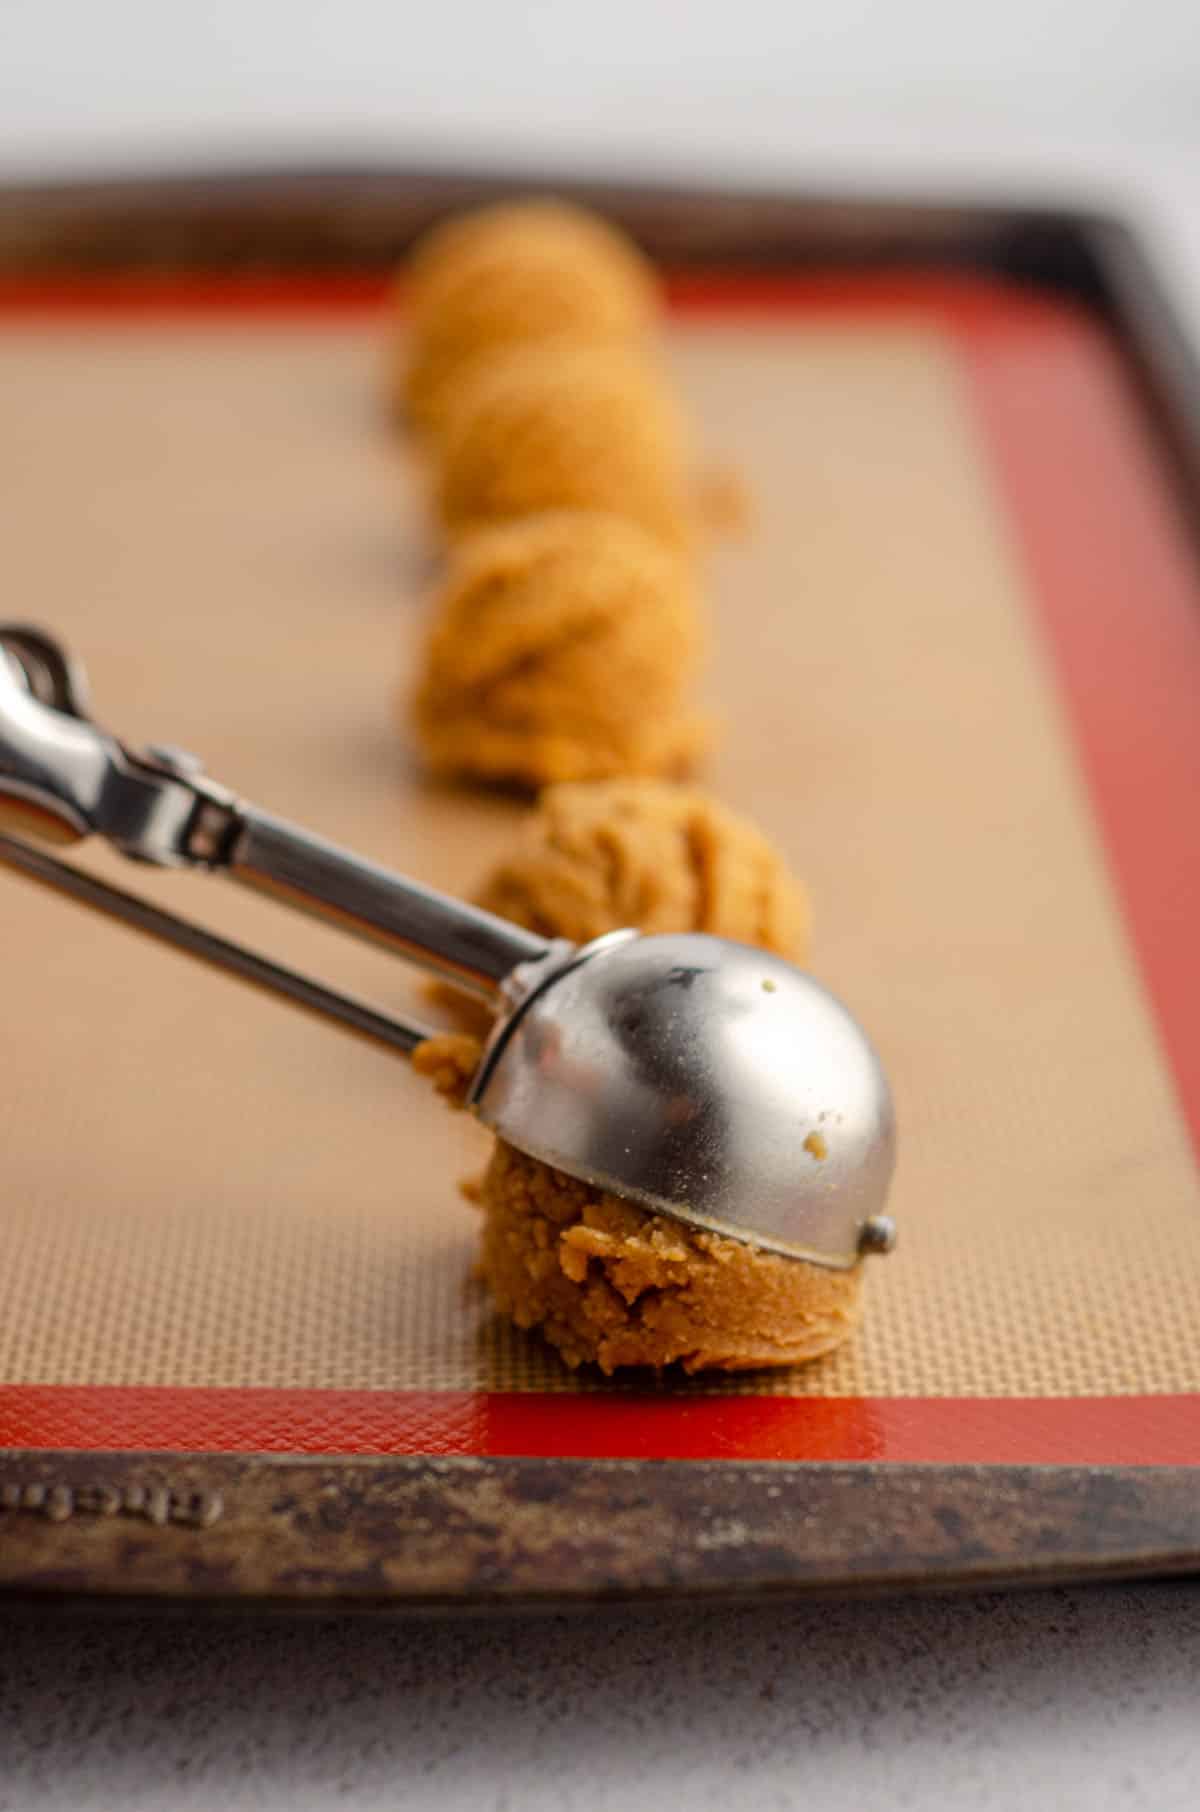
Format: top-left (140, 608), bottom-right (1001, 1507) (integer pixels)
top-left (2, 272), bottom-right (1198, 1464)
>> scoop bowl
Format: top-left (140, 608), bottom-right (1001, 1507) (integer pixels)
top-left (472, 930), bottom-right (897, 1269)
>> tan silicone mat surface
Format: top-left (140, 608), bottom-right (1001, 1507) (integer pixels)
top-left (2, 310), bottom-right (1198, 1398)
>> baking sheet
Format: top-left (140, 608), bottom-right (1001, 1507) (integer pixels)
top-left (2, 272), bottom-right (1199, 1472)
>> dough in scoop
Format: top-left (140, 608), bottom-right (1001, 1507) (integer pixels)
top-left (476, 1139), bottom-right (862, 1375)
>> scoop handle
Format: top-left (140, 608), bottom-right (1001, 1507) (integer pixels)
top-left (0, 623), bottom-right (556, 1003)
top-left (227, 808), bottom-right (550, 1000)
top-left (0, 830), bottom-right (434, 1061)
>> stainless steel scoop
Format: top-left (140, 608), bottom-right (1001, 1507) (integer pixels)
top-left (0, 626), bottom-right (897, 1269)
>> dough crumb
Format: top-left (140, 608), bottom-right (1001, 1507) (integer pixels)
top-left (804, 1131), bottom-right (828, 1161)
top-left (477, 1140), bottom-right (862, 1374)
top-left (410, 511), bottom-right (708, 789)
top-left (411, 1032), bottom-right (485, 1108)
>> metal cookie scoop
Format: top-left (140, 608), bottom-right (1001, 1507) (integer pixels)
top-left (0, 627), bottom-right (897, 1270)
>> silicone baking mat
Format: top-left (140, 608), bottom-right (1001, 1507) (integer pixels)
top-left (1, 263), bottom-right (1199, 1480)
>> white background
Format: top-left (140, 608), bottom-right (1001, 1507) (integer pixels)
top-left (2, 4), bottom-right (1200, 1808)
top-left (1, 0), bottom-right (1198, 177)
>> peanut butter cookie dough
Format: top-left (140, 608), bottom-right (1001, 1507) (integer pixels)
top-left (428, 779), bottom-right (808, 1036)
top-left (433, 342), bottom-right (694, 549)
top-left (411, 1042), bottom-right (861, 1374)
top-left (410, 512), bottom-right (707, 788)
top-left (397, 199), bottom-right (660, 435)
top-left (477, 1140), bottom-right (862, 1374)
top-left (476, 779), bottom-right (810, 957)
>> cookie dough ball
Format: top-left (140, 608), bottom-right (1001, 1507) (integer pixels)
top-left (433, 343), bottom-right (693, 549)
top-left (477, 1139), bottom-right (862, 1374)
top-left (398, 199), bottom-right (660, 434)
top-left (476, 780), bottom-right (810, 959)
top-left (410, 512), bottom-right (707, 788)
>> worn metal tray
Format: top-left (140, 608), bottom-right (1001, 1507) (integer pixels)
top-left (1, 167), bottom-right (1199, 1610)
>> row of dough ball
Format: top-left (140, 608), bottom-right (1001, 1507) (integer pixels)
top-left (393, 203), bottom-right (860, 1375)
top-left (394, 201), bottom-right (707, 788)
top-left (415, 781), bottom-right (865, 1376)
